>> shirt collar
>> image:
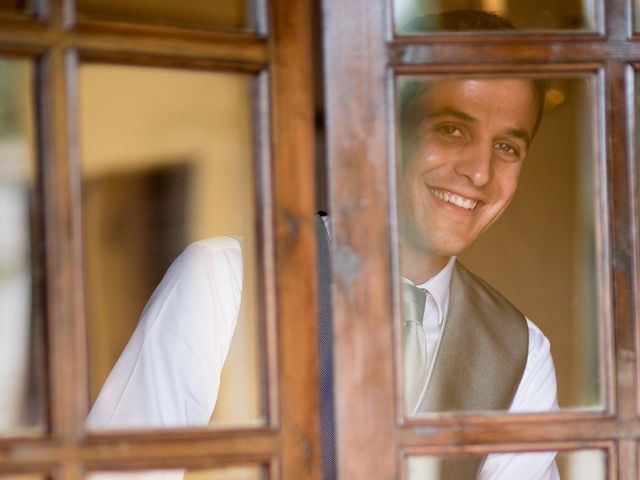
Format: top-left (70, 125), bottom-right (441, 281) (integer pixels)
top-left (415, 256), bottom-right (456, 326)
top-left (320, 213), bottom-right (455, 325)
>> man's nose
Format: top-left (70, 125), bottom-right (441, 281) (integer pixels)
top-left (453, 142), bottom-right (492, 186)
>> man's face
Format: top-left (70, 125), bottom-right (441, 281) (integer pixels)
top-left (399, 78), bottom-right (540, 260)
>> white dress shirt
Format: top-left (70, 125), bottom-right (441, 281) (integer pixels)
top-left (87, 237), bottom-right (559, 480)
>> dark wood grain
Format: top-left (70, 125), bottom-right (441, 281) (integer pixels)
top-left (400, 439), bottom-right (614, 458)
top-left (38, 46), bottom-right (87, 441)
top-left (269, 0), bottom-right (321, 477)
top-left (37, 33), bottom-right (86, 480)
top-left (323, 0), bottom-right (398, 478)
top-left (606, 59), bottom-right (636, 421)
top-left (0, 429), bottom-right (277, 470)
top-left (0, 26), bottom-right (267, 70)
top-left (391, 41), bottom-right (640, 66)
top-left (253, 71), bottom-right (279, 429)
top-left (617, 440), bottom-right (638, 480)
top-left (400, 415), bottom-right (637, 446)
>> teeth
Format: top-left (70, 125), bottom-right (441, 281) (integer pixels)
top-left (430, 188), bottom-right (478, 210)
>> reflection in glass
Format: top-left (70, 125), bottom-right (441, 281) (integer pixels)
top-left (88, 466), bottom-right (265, 480)
top-left (395, 0), bottom-right (595, 33)
top-left (0, 58), bottom-right (46, 435)
top-left (76, 0), bottom-right (250, 32)
top-left (81, 65), bottom-right (262, 430)
top-left (406, 449), bottom-right (606, 479)
top-left (397, 75), bottom-right (600, 415)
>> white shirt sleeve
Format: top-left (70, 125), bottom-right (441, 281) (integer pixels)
top-left (86, 237), bottom-right (243, 430)
top-left (478, 318), bottom-right (559, 480)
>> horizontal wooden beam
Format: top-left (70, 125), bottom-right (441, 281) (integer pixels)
top-left (0, 19), bottom-right (267, 70)
top-left (0, 428), bottom-right (278, 470)
top-left (390, 40), bottom-right (640, 65)
top-left (399, 415), bottom-right (640, 447)
top-left (399, 439), bottom-right (615, 457)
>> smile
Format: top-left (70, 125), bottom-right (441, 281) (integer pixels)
top-left (429, 188), bottom-right (479, 210)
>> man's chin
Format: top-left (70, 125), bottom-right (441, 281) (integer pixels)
top-left (401, 226), bottom-right (476, 259)
top-left (432, 240), bottom-right (477, 259)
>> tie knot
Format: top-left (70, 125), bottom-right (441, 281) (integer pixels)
top-left (403, 283), bottom-right (427, 326)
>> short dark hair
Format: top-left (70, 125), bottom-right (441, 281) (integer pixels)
top-left (403, 8), bottom-right (516, 32)
top-left (399, 10), bottom-right (546, 138)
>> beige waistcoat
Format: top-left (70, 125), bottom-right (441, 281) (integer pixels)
top-left (416, 262), bottom-right (529, 480)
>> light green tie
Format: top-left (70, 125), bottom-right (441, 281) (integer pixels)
top-left (403, 283), bottom-right (428, 414)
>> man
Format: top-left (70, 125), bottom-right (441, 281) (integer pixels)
top-left (396, 77), bottom-right (558, 479)
top-left (390, 11), bottom-right (558, 480)
top-left (88, 9), bottom-right (558, 480)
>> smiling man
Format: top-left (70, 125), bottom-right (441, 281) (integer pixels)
top-left (396, 63), bottom-right (558, 480)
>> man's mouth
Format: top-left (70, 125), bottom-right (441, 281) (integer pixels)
top-left (429, 188), bottom-right (479, 210)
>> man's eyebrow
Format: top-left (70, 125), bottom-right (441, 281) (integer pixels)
top-left (423, 106), bottom-right (477, 123)
top-left (505, 128), bottom-right (531, 148)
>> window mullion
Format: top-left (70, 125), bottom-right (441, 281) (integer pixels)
top-left (39, 46), bottom-right (87, 442)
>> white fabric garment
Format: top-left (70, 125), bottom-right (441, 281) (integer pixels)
top-left (87, 237), bottom-right (559, 480)
top-left (87, 237), bottom-right (243, 430)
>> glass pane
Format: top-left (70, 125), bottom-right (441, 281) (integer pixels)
top-left (88, 466), bottom-right (265, 480)
top-left (396, 75), bottom-right (600, 416)
top-left (0, 58), bottom-right (46, 435)
top-left (76, 0), bottom-right (250, 32)
top-left (81, 65), bottom-right (262, 430)
top-left (406, 449), bottom-right (606, 479)
top-left (395, 1), bottom-right (596, 33)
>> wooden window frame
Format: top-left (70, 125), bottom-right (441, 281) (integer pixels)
top-left (323, 0), bottom-right (638, 478)
top-left (1, 0), bottom-right (639, 478)
top-left (0, 0), bottom-right (321, 478)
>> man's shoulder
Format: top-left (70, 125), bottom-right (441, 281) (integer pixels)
top-left (452, 261), bottom-right (524, 318)
top-left (453, 261), bottom-right (553, 361)
top-left (163, 236), bottom-right (244, 289)
top-left (179, 237), bottom-right (243, 266)
top-left (524, 317), bottom-right (552, 360)
top-left (186, 236), bottom-right (242, 255)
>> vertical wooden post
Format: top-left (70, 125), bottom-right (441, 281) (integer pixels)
top-left (269, 0), bottom-right (321, 477)
top-left (323, 0), bottom-right (398, 478)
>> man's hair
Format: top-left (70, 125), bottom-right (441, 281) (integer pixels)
top-left (399, 10), bottom-right (547, 138)
top-left (403, 8), bottom-right (516, 32)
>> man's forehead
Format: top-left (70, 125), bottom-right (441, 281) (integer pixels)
top-left (409, 78), bottom-right (538, 102)
top-left (400, 77), bottom-right (542, 137)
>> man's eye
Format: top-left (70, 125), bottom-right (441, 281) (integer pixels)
top-left (437, 125), bottom-right (463, 137)
top-left (494, 142), bottom-right (520, 157)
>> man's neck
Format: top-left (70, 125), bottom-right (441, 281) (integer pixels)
top-left (401, 248), bottom-right (451, 285)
